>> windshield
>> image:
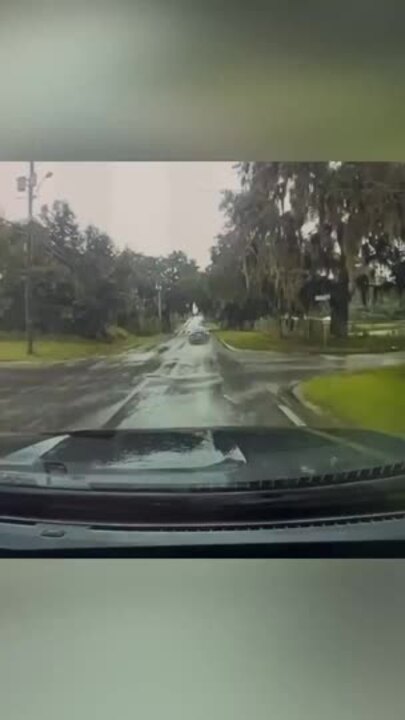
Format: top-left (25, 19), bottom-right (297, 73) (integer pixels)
top-left (1, 161), bottom-right (405, 512)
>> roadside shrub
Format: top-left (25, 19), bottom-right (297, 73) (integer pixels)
top-left (139, 318), bottom-right (161, 336)
top-left (105, 325), bottom-right (130, 343)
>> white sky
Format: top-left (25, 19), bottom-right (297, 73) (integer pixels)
top-left (0, 162), bottom-right (239, 268)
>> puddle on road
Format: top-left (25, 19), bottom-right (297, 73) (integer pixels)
top-left (100, 333), bottom-right (245, 429)
top-left (112, 364), bottom-right (236, 430)
top-left (116, 386), bottom-right (239, 430)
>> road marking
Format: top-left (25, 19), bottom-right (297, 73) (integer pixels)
top-left (216, 338), bottom-right (239, 352)
top-left (302, 398), bottom-right (324, 415)
top-left (223, 394), bottom-right (238, 406)
top-left (90, 375), bottom-right (152, 428)
top-left (278, 403), bottom-right (306, 427)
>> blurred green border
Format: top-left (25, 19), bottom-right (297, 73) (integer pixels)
top-left (1, 1), bottom-right (405, 160)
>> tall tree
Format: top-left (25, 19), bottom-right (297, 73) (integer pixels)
top-left (216, 162), bottom-right (405, 337)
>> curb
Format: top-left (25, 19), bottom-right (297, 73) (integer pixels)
top-left (275, 380), bottom-right (323, 424)
top-left (214, 337), bottom-right (239, 353)
top-left (286, 379), bottom-right (347, 429)
top-left (289, 380), bottom-right (324, 416)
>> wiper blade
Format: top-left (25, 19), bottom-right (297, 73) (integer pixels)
top-left (229, 462), bottom-right (405, 492)
top-left (0, 461), bottom-right (404, 491)
top-left (1, 462), bottom-right (405, 528)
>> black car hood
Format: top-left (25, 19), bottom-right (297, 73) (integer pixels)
top-left (0, 426), bottom-right (405, 488)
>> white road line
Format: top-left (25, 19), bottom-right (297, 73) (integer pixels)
top-left (278, 403), bottom-right (306, 427)
top-left (217, 338), bottom-right (239, 352)
top-left (223, 394), bottom-right (238, 406)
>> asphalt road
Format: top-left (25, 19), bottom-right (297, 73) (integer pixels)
top-left (0, 318), bottom-right (404, 434)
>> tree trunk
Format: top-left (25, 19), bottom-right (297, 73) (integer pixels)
top-left (330, 278), bottom-right (350, 339)
top-left (357, 276), bottom-right (369, 307)
top-left (162, 308), bottom-right (171, 333)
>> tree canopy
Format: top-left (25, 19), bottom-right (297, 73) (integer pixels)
top-left (209, 162), bottom-right (405, 336)
top-left (3, 164), bottom-right (405, 342)
top-left (0, 201), bottom-right (204, 339)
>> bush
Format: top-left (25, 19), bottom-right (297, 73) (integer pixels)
top-left (105, 325), bottom-right (130, 343)
top-left (138, 318), bottom-right (161, 336)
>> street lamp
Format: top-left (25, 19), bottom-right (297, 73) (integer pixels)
top-left (17, 163), bottom-right (53, 355)
top-left (35, 171), bottom-right (53, 197)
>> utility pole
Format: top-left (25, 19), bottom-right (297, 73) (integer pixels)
top-left (156, 283), bottom-right (162, 330)
top-left (17, 163), bottom-right (53, 355)
top-left (24, 161), bottom-right (35, 355)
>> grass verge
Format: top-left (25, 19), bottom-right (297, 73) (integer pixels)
top-left (215, 329), bottom-right (405, 354)
top-left (302, 366), bottom-right (405, 435)
top-left (215, 330), bottom-right (281, 351)
top-left (0, 334), bottom-right (164, 363)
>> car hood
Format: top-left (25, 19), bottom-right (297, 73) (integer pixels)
top-left (0, 426), bottom-right (405, 488)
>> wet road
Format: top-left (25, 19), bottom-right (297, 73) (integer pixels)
top-left (71, 322), bottom-right (405, 431)
top-left (0, 319), bottom-right (404, 433)
top-left (111, 333), bottom-right (239, 429)
top-left (103, 328), bottom-right (291, 430)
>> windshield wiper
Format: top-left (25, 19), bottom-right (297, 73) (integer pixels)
top-left (0, 460), bottom-right (404, 490)
top-left (0, 463), bottom-right (405, 529)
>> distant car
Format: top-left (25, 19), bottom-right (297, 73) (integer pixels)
top-left (188, 328), bottom-right (210, 345)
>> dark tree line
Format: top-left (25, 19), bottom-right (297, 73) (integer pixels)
top-left (4, 164), bottom-right (405, 342)
top-left (208, 163), bottom-right (405, 336)
top-left (0, 201), bottom-right (208, 339)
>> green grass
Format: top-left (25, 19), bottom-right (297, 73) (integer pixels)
top-left (215, 330), bottom-right (281, 351)
top-left (0, 334), bottom-right (164, 363)
top-left (215, 329), bottom-right (405, 354)
top-left (302, 366), bottom-right (405, 435)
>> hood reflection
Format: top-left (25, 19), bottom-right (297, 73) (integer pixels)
top-left (4, 429), bottom-right (247, 472)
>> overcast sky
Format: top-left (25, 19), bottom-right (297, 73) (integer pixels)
top-left (0, 162), bottom-right (239, 267)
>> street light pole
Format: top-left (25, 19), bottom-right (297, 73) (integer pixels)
top-left (24, 161), bottom-right (35, 355)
